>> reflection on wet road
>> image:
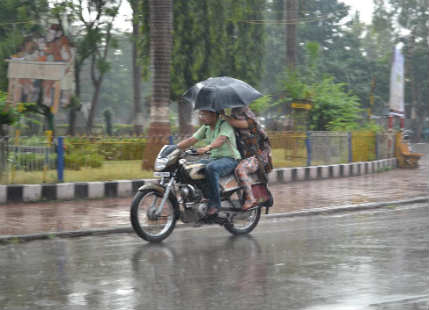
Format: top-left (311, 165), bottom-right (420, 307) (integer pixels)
top-left (0, 203), bottom-right (428, 310)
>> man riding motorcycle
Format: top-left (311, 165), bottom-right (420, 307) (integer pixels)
top-left (130, 77), bottom-right (273, 243)
top-left (176, 109), bottom-right (241, 217)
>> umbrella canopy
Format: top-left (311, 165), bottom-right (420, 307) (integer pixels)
top-left (183, 76), bottom-right (262, 112)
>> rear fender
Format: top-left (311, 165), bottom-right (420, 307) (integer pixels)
top-left (138, 182), bottom-right (180, 219)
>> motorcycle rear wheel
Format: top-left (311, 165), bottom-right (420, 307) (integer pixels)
top-left (130, 189), bottom-right (176, 243)
top-left (224, 206), bottom-right (261, 235)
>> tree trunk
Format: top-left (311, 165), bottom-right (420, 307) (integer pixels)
top-left (285, 0), bottom-right (297, 70)
top-left (131, 0), bottom-right (143, 135)
top-left (68, 62), bottom-right (80, 136)
top-left (427, 3), bottom-right (429, 142)
top-left (142, 0), bottom-right (173, 170)
top-left (86, 22), bottom-right (113, 134)
top-left (87, 79), bottom-right (102, 134)
top-left (178, 99), bottom-right (193, 136)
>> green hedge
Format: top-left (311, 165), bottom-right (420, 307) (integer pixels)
top-left (64, 144), bottom-right (104, 170)
top-left (64, 137), bottom-right (146, 170)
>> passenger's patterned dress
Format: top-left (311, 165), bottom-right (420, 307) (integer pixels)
top-left (231, 107), bottom-right (272, 209)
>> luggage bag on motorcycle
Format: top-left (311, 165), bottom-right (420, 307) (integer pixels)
top-left (251, 183), bottom-right (273, 212)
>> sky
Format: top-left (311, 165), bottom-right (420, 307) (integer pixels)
top-left (340, 0), bottom-right (374, 24)
top-left (115, 0), bottom-right (375, 32)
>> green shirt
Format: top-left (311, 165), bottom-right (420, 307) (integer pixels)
top-left (192, 119), bottom-right (241, 160)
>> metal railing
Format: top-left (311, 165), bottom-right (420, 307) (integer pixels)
top-left (0, 131), bottom-right (398, 184)
top-left (1, 136), bottom-right (56, 184)
top-left (0, 137), bottom-right (8, 183)
top-left (310, 131), bottom-right (349, 165)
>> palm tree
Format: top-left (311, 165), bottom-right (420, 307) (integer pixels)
top-left (129, 0), bottom-right (143, 135)
top-left (142, 0), bottom-right (173, 169)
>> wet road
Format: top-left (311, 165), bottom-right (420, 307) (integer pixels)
top-left (1, 203), bottom-right (428, 310)
top-left (0, 145), bottom-right (427, 235)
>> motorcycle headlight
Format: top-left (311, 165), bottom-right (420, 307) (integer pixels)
top-left (154, 158), bottom-right (168, 171)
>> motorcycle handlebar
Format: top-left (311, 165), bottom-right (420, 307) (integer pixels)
top-left (185, 148), bottom-right (198, 155)
top-left (184, 148), bottom-right (210, 155)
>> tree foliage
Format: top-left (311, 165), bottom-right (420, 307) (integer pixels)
top-left (0, 91), bottom-right (18, 127)
top-left (52, 0), bottom-right (122, 133)
top-left (278, 43), bottom-right (363, 131)
top-left (1, 0), bottom-right (427, 138)
top-left (138, 0), bottom-right (266, 100)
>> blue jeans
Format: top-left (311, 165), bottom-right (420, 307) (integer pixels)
top-left (203, 157), bottom-right (238, 210)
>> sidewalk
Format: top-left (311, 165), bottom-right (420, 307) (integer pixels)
top-left (1, 144), bottom-right (427, 238)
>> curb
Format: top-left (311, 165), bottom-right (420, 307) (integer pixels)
top-left (0, 179), bottom-right (149, 204)
top-left (264, 196), bottom-right (429, 219)
top-left (0, 158), bottom-right (398, 204)
top-left (1, 195), bottom-right (426, 245)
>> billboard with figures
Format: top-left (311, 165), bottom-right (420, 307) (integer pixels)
top-left (6, 24), bottom-right (75, 115)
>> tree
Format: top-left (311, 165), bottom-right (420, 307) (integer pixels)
top-left (146, 0), bottom-right (172, 137)
top-left (137, 0), bottom-right (266, 137)
top-left (359, 0), bottom-right (395, 115)
top-left (129, 0), bottom-right (144, 134)
top-left (285, 0), bottom-right (298, 70)
top-left (142, 0), bottom-right (266, 99)
top-left (323, 13), bottom-right (373, 110)
top-left (388, 0), bottom-right (428, 140)
top-left (260, 0), bottom-right (285, 94)
top-left (51, 0), bottom-right (121, 134)
top-left (171, 0), bottom-right (266, 133)
top-left (53, 0), bottom-right (122, 134)
top-left (84, 1), bottom-right (122, 134)
top-left (142, 0), bottom-right (173, 169)
top-left (0, 91), bottom-right (18, 135)
top-left (261, 0), bottom-right (351, 94)
top-left (278, 43), bottom-right (363, 131)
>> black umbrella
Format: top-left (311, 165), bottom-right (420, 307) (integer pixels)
top-left (183, 76), bottom-right (262, 112)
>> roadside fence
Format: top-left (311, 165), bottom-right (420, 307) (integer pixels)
top-left (0, 137), bottom-right (8, 182)
top-left (0, 131), bottom-right (398, 184)
top-left (0, 135), bottom-right (57, 184)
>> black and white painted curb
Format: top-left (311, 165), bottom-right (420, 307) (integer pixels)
top-left (0, 179), bottom-right (148, 204)
top-left (267, 158), bottom-right (397, 184)
top-left (0, 195), bottom-right (426, 244)
top-left (0, 158), bottom-right (397, 204)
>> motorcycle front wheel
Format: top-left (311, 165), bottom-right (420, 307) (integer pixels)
top-left (130, 189), bottom-right (176, 243)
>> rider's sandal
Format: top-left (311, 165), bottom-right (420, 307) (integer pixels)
top-left (207, 206), bottom-right (218, 215)
top-left (242, 200), bottom-right (257, 211)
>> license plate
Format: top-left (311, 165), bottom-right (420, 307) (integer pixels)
top-left (153, 172), bottom-right (170, 178)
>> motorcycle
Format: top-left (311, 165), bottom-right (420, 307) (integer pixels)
top-left (130, 145), bottom-right (273, 242)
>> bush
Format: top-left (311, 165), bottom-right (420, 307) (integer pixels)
top-left (0, 91), bottom-right (18, 128)
top-left (64, 137), bottom-right (146, 168)
top-left (64, 142), bottom-right (104, 170)
top-left (113, 124), bottom-right (134, 136)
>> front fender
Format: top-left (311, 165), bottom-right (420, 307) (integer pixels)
top-left (138, 182), bottom-right (165, 193)
top-left (137, 181), bottom-right (180, 219)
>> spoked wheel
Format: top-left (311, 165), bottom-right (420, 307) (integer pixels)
top-left (130, 189), bottom-right (176, 243)
top-left (223, 190), bottom-right (261, 235)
